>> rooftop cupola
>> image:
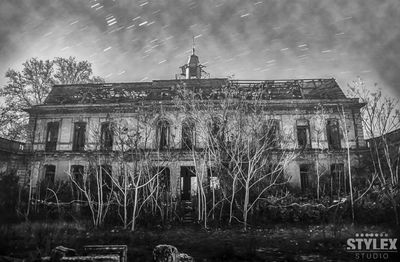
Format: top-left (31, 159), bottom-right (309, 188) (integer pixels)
top-left (180, 38), bottom-right (207, 79)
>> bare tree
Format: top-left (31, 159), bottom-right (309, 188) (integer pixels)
top-left (175, 81), bottom-right (298, 230)
top-left (348, 79), bottom-right (400, 224)
top-left (0, 57), bottom-right (104, 140)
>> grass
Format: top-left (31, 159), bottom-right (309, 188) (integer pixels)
top-left (0, 221), bottom-right (398, 261)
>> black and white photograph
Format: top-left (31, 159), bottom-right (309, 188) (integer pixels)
top-left (0, 0), bottom-right (399, 261)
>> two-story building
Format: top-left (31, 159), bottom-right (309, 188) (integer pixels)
top-left (25, 50), bottom-right (367, 200)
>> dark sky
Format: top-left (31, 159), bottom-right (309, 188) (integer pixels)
top-left (0, 0), bottom-right (399, 96)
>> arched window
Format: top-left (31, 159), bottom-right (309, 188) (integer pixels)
top-left (157, 119), bottom-right (170, 150)
top-left (181, 119), bottom-right (195, 149)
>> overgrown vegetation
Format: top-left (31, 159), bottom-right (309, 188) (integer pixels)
top-left (1, 79), bottom-right (398, 231)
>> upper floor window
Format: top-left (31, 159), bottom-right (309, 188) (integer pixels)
top-left (263, 119), bottom-right (280, 148)
top-left (297, 119), bottom-right (311, 149)
top-left (300, 164), bottom-right (311, 192)
top-left (181, 119), bottom-right (195, 150)
top-left (45, 122), bottom-right (59, 151)
top-left (73, 122), bottom-right (86, 152)
top-left (208, 117), bottom-right (224, 147)
top-left (157, 119), bottom-right (170, 150)
top-left (100, 122), bottom-right (113, 151)
top-left (44, 165), bottom-right (56, 186)
top-left (327, 119), bottom-right (341, 149)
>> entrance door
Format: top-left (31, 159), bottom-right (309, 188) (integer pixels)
top-left (181, 166), bottom-right (195, 201)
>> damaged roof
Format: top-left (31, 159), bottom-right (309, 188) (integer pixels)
top-left (43, 78), bottom-right (347, 105)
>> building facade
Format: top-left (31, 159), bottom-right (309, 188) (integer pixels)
top-left (26, 52), bottom-right (367, 201)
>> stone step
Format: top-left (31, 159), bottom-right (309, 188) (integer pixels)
top-left (182, 212), bottom-right (194, 223)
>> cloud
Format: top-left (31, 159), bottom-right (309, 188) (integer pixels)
top-left (0, 0), bottom-right (399, 96)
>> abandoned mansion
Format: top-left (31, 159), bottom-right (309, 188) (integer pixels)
top-left (24, 50), bottom-right (367, 201)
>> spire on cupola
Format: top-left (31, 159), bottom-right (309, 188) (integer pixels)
top-left (179, 37), bottom-right (208, 79)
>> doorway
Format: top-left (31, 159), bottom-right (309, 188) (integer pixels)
top-left (180, 166), bottom-right (195, 201)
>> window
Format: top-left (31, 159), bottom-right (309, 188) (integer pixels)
top-left (263, 120), bottom-right (280, 148)
top-left (157, 120), bottom-right (170, 150)
top-left (209, 117), bottom-right (224, 147)
top-left (71, 165), bottom-right (84, 187)
top-left (158, 167), bottom-right (171, 192)
top-left (100, 122), bottom-right (113, 151)
top-left (327, 119), bottom-right (341, 149)
top-left (45, 122), bottom-right (59, 151)
top-left (73, 122), bottom-right (86, 151)
top-left (331, 163), bottom-right (346, 196)
top-left (44, 165), bottom-right (56, 185)
top-left (100, 165), bottom-right (112, 189)
top-left (182, 120), bottom-right (195, 149)
top-left (300, 164), bottom-right (311, 192)
top-left (297, 120), bottom-right (311, 149)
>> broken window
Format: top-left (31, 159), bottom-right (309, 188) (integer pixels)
top-left (330, 163), bottom-right (346, 197)
top-left (100, 122), bottom-right (113, 151)
top-left (45, 122), bottom-right (59, 152)
top-left (300, 164), bottom-right (311, 192)
top-left (297, 119), bottom-right (311, 149)
top-left (73, 122), bottom-right (86, 151)
top-left (263, 119), bottom-right (280, 148)
top-left (327, 119), bottom-right (341, 149)
top-left (181, 120), bottom-right (195, 150)
top-left (157, 120), bottom-right (170, 150)
top-left (44, 165), bottom-right (56, 186)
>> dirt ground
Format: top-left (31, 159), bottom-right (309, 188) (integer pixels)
top-left (0, 222), bottom-right (399, 261)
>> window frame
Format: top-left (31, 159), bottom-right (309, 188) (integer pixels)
top-left (45, 121), bottom-right (59, 152)
top-left (263, 119), bottom-right (280, 148)
top-left (71, 165), bottom-right (84, 187)
top-left (100, 122), bottom-right (113, 151)
top-left (157, 119), bottom-right (171, 150)
top-left (326, 118), bottom-right (341, 150)
top-left (44, 165), bottom-right (56, 186)
top-left (296, 119), bottom-right (311, 149)
top-left (300, 164), bottom-right (311, 192)
top-left (157, 167), bottom-right (171, 192)
top-left (181, 119), bottom-right (195, 150)
top-left (72, 122), bottom-right (86, 152)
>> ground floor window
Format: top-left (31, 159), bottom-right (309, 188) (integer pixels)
top-left (158, 167), bottom-right (171, 192)
top-left (330, 163), bottom-right (346, 197)
top-left (44, 165), bottom-right (56, 186)
top-left (300, 164), bottom-right (311, 192)
top-left (71, 165), bottom-right (84, 187)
